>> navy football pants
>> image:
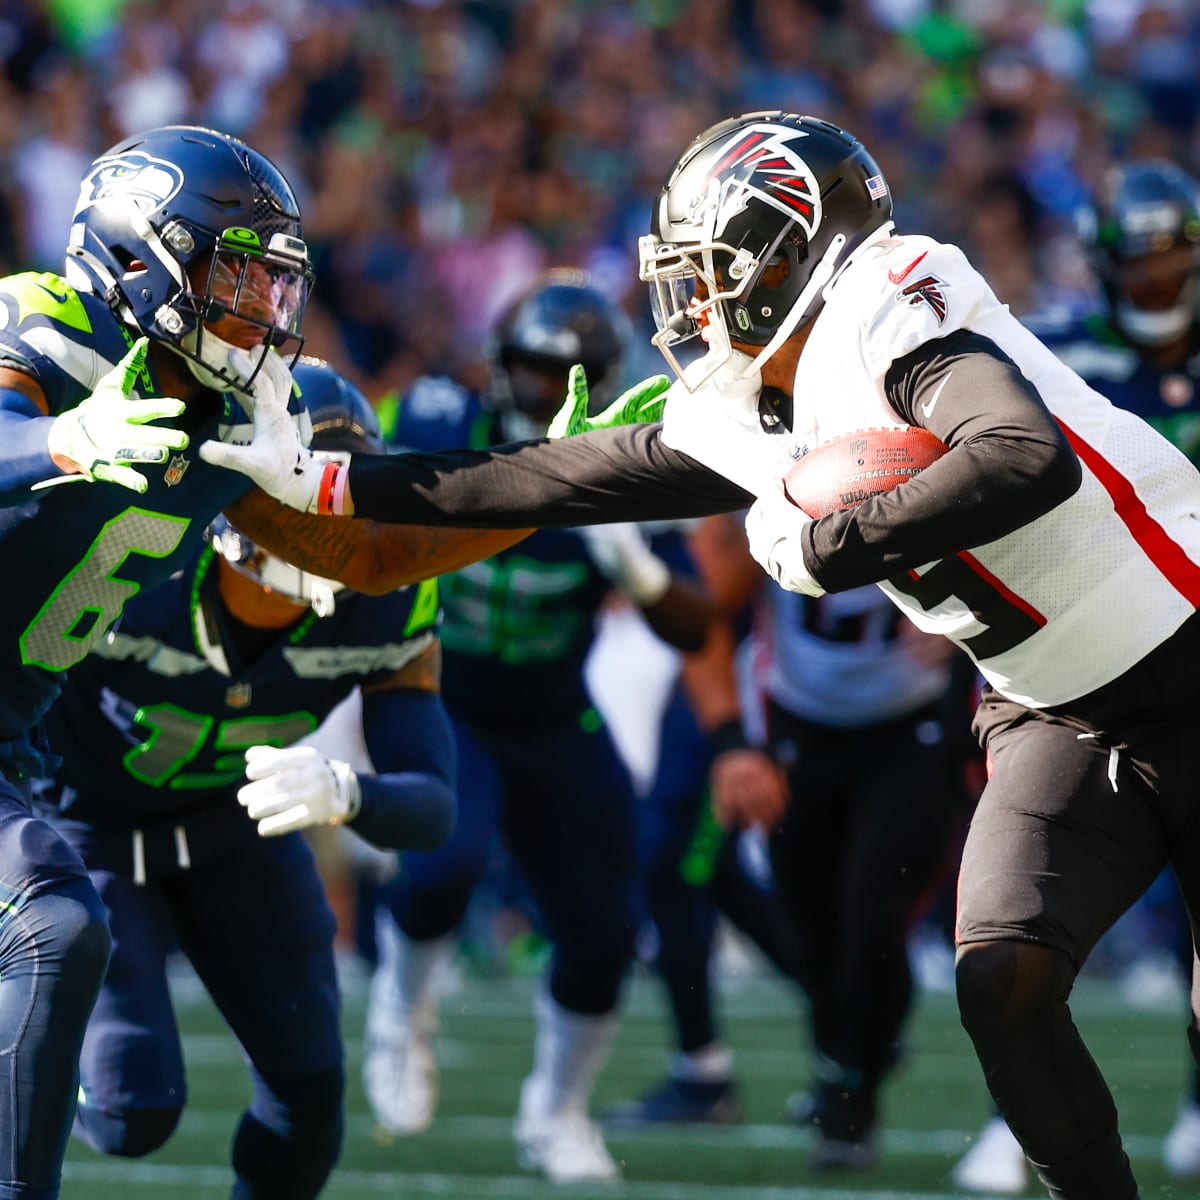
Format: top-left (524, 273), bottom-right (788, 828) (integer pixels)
top-left (0, 776), bottom-right (110, 1200)
top-left (57, 809), bottom-right (344, 1200)
top-left (388, 710), bottom-right (638, 1015)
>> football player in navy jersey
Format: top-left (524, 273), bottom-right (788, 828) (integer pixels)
top-left (213, 111), bottom-right (1200, 1200)
top-left (954, 160), bottom-right (1200, 1195)
top-left (34, 360), bottom-right (454, 1198)
top-left (0, 123), bottom-right (524, 1200)
top-left (361, 271), bottom-right (716, 1184)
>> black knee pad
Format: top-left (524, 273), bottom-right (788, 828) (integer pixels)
top-left (75, 1103), bottom-right (182, 1157)
top-left (956, 941), bottom-right (1074, 1039)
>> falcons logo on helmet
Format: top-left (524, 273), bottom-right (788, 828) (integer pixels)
top-left (698, 127), bottom-right (823, 241)
top-left (897, 273), bottom-right (949, 324)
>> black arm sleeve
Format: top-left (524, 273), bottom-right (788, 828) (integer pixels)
top-left (349, 423), bottom-right (753, 528)
top-left (804, 329), bottom-right (1083, 592)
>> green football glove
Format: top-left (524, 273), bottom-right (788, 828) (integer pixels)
top-left (546, 365), bottom-right (671, 439)
top-left (42, 337), bottom-right (188, 494)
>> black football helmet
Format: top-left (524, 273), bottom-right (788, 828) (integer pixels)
top-left (66, 125), bottom-right (314, 395)
top-left (209, 358), bottom-right (382, 616)
top-left (1078, 160), bottom-right (1200, 348)
top-left (639, 112), bottom-right (893, 388)
top-left (488, 268), bottom-right (631, 439)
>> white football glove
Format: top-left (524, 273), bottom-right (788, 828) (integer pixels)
top-left (199, 347), bottom-right (333, 512)
top-left (238, 744), bottom-right (362, 837)
top-left (744, 479), bottom-right (825, 597)
top-left (579, 522), bottom-right (671, 605)
top-left (40, 337), bottom-right (188, 494)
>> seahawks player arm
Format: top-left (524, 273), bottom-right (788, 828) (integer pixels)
top-left (755, 331), bottom-right (1084, 595)
top-left (345, 423), bottom-right (755, 527)
top-left (0, 347), bottom-right (187, 498)
top-left (223, 486), bottom-right (534, 595)
top-left (351, 641), bottom-right (456, 851)
top-left (0, 367), bottom-right (60, 499)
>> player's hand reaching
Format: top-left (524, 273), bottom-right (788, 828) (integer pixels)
top-left (547, 366), bottom-right (671, 438)
top-left (237, 744), bottom-right (361, 837)
top-left (40, 337), bottom-right (188, 494)
top-left (200, 348), bottom-right (336, 513)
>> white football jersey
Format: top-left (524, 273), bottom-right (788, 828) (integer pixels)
top-left (661, 234), bottom-right (1200, 708)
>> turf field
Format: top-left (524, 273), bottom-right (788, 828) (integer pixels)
top-left (62, 959), bottom-right (1192, 1199)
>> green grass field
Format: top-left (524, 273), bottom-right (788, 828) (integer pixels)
top-left (62, 959), bottom-right (1193, 1199)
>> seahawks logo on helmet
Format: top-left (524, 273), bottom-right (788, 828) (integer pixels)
top-left (75, 152), bottom-right (185, 218)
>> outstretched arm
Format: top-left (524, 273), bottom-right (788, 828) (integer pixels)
top-left (225, 486), bottom-right (532, 595)
top-left (346, 424), bottom-right (753, 528)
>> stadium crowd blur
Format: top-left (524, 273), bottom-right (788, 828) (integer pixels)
top-left (1, 0), bottom-right (1198, 404)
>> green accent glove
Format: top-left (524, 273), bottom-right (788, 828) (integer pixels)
top-left (546, 365), bottom-right (671, 439)
top-left (42, 338), bottom-right (188, 494)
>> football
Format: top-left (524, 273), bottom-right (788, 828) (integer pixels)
top-left (783, 426), bottom-right (948, 518)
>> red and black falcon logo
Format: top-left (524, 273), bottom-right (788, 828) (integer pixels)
top-left (896, 273), bottom-right (949, 324)
top-left (706, 129), bottom-right (821, 235)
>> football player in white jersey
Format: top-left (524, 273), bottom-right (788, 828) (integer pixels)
top-left (206, 111), bottom-right (1200, 1200)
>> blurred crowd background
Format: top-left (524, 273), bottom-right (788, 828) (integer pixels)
top-left (1, 0), bottom-right (1197, 399)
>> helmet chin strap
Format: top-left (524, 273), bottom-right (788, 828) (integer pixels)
top-left (748, 233), bottom-right (846, 376)
top-left (175, 328), bottom-right (262, 398)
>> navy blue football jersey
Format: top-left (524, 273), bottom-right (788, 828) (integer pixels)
top-left (42, 542), bottom-right (441, 827)
top-left (0, 271), bottom-right (311, 775)
top-left (387, 377), bottom-right (658, 724)
top-left (1034, 312), bottom-right (1200, 461)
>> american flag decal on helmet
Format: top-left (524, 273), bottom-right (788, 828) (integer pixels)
top-left (865, 174), bottom-right (888, 200)
top-left (897, 273), bottom-right (949, 324)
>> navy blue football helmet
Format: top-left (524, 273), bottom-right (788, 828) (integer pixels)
top-left (1078, 160), bottom-right (1200, 348)
top-left (488, 268), bottom-right (630, 438)
top-left (210, 359), bottom-right (381, 615)
top-left (66, 125), bottom-right (314, 394)
top-left (639, 112), bottom-right (893, 387)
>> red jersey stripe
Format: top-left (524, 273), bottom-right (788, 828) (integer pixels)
top-left (1058, 418), bottom-right (1200, 605)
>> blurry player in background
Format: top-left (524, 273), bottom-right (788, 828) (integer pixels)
top-left (688, 512), bottom-right (965, 1170)
top-left (955, 159), bottom-right (1200, 1193)
top-left (0, 123), bottom-right (524, 1200)
top-left (362, 271), bottom-right (716, 1183)
top-left (36, 362), bottom-right (455, 1199)
top-left (602, 515), bottom-right (806, 1130)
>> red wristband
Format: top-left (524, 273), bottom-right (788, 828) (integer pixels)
top-left (316, 461), bottom-right (342, 515)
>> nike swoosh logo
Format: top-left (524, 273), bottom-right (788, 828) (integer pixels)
top-left (888, 251), bottom-right (928, 285)
top-left (37, 281), bottom-right (70, 304)
top-left (921, 372), bottom-right (951, 419)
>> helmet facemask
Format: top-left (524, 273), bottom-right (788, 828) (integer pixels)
top-left (174, 227), bottom-right (313, 394)
top-left (641, 113), bottom-right (892, 391)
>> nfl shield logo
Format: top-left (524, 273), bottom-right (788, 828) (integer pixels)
top-left (164, 454), bottom-right (189, 486)
top-left (225, 682), bottom-right (252, 708)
